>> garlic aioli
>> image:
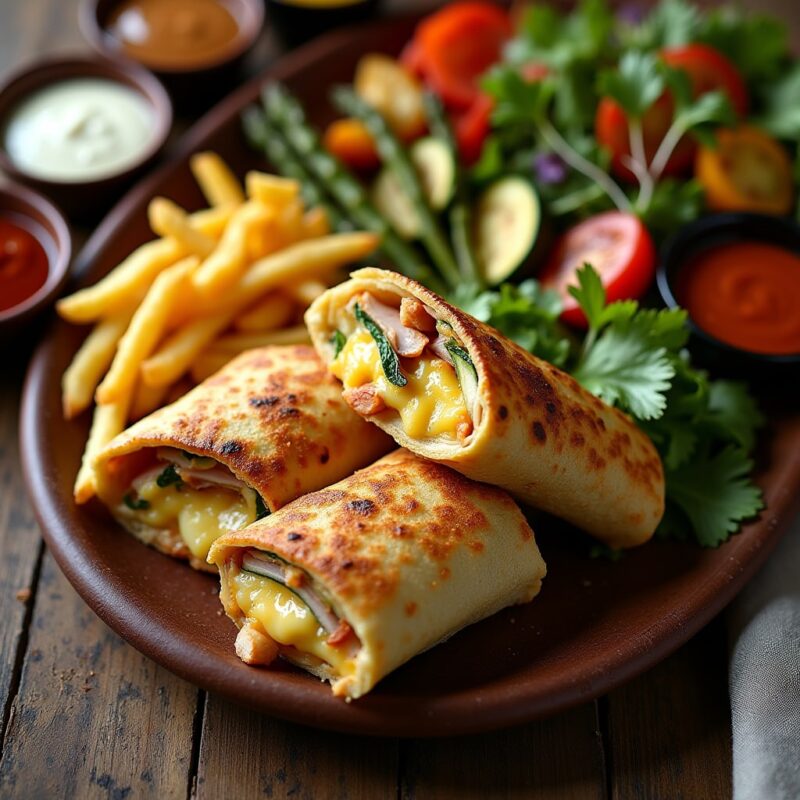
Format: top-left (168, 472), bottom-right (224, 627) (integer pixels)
top-left (3, 79), bottom-right (154, 181)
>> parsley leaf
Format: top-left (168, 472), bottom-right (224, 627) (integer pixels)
top-left (638, 178), bottom-right (704, 237)
top-left (330, 330), bottom-right (347, 358)
top-left (757, 64), bottom-right (800, 141)
top-left (453, 280), bottom-right (572, 368)
top-left (698, 9), bottom-right (788, 84)
top-left (622, 0), bottom-right (701, 49)
top-left (598, 51), bottom-right (665, 118)
top-left (571, 322), bottom-right (675, 420)
top-left (706, 380), bottom-right (765, 453)
top-left (662, 446), bottom-right (764, 547)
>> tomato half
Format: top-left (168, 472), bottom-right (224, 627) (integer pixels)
top-left (415, 2), bottom-right (511, 110)
top-left (539, 212), bottom-right (657, 328)
top-left (695, 126), bottom-right (794, 215)
top-left (596, 44), bottom-right (748, 183)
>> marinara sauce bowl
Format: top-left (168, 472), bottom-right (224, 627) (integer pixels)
top-left (0, 182), bottom-right (71, 339)
top-left (658, 213), bottom-right (800, 380)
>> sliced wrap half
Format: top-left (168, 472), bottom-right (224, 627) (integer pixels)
top-left (305, 268), bottom-right (665, 549)
top-left (94, 345), bottom-right (392, 570)
top-left (208, 448), bottom-right (546, 699)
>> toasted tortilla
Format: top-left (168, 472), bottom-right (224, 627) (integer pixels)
top-left (94, 345), bottom-right (392, 569)
top-left (305, 268), bottom-right (665, 549)
top-left (208, 449), bottom-right (546, 699)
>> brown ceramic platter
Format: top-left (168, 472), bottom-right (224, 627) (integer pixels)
top-left (21, 17), bottom-right (800, 737)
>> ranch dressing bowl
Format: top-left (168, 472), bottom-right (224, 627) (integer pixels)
top-left (0, 56), bottom-right (171, 221)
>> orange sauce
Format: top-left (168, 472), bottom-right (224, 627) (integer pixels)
top-left (108, 0), bottom-right (241, 70)
top-left (677, 241), bottom-right (800, 355)
top-left (0, 217), bottom-right (49, 312)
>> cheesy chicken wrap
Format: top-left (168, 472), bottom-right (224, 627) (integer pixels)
top-left (305, 268), bottom-right (665, 549)
top-left (94, 345), bottom-right (392, 570)
top-left (208, 448), bottom-right (546, 699)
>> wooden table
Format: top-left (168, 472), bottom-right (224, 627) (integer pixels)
top-left (0, 0), bottom-right (794, 796)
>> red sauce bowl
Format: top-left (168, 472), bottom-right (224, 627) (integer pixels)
top-left (0, 182), bottom-right (71, 338)
top-left (657, 213), bottom-right (800, 380)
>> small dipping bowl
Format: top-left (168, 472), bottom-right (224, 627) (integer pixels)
top-left (0, 56), bottom-right (171, 222)
top-left (0, 182), bottom-right (71, 339)
top-left (658, 213), bottom-right (800, 380)
top-left (81, 0), bottom-right (265, 110)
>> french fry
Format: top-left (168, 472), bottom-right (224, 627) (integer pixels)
top-left (275, 198), bottom-right (305, 248)
top-left (192, 202), bottom-right (273, 296)
top-left (96, 257), bottom-right (197, 404)
top-left (302, 207), bottom-right (330, 239)
top-left (191, 152), bottom-right (245, 207)
top-left (57, 239), bottom-right (182, 324)
top-left (73, 400), bottom-right (127, 504)
top-left (56, 205), bottom-right (232, 324)
top-left (289, 279), bottom-right (328, 308)
top-left (245, 171), bottom-right (300, 208)
top-left (141, 311), bottom-right (236, 388)
top-left (190, 232), bottom-right (379, 319)
top-left (61, 313), bottom-right (133, 419)
top-left (234, 292), bottom-right (295, 332)
top-left (148, 198), bottom-right (216, 257)
top-left (190, 350), bottom-right (234, 384)
top-left (211, 326), bottom-right (311, 353)
top-left (130, 380), bottom-right (171, 421)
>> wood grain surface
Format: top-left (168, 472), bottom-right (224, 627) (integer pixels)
top-left (1, 0), bottom-right (796, 797)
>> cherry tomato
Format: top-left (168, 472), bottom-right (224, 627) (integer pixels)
top-left (595, 44), bottom-right (748, 183)
top-left (539, 212), bottom-right (657, 328)
top-left (323, 118), bottom-right (380, 171)
top-left (415, 2), bottom-right (511, 110)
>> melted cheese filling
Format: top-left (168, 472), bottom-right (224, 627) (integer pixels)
top-left (122, 477), bottom-right (256, 561)
top-left (231, 570), bottom-right (356, 675)
top-left (331, 329), bottom-right (469, 439)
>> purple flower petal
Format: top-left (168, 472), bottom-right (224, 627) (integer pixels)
top-left (616, 3), bottom-right (646, 26)
top-left (534, 152), bottom-right (568, 185)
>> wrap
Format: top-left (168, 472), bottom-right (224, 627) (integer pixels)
top-left (208, 448), bottom-right (546, 699)
top-left (305, 268), bottom-right (665, 549)
top-left (94, 345), bottom-right (392, 570)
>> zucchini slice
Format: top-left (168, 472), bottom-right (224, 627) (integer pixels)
top-left (410, 137), bottom-right (455, 211)
top-left (371, 167), bottom-right (421, 240)
top-left (444, 340), bottom-right (478, 415)
top-left (473, 176), bottom-right (542, 286)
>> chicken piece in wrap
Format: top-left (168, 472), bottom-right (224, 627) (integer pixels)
top-left (305, 268), bottom-right (665, 549)
top-left (94, 345), bottom-right (392, 570)
top-left (208, 449), bottom-right (546, 699)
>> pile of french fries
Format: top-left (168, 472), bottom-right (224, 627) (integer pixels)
top-left (57, 152), bottom-right (379, 505)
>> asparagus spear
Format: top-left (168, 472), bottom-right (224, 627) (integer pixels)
top-left (242, 105), bottom-right (351, 231)
top-left (330, 86), bottom-right (463, 290)
top-left (422, 92), bottom-right (484, 289)
top-left (261, 84), bottom-right (445, 293)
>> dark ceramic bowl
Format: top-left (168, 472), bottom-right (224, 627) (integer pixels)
top-left (81, 0), bottom-right (265, 110)
top-left (658, 213), bottom-right (800, 380)
top-left (0, 56), bottom-right (172, 223)
top-left (0, 182), bottom-right (71, 338)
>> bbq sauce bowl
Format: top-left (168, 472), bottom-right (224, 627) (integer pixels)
top-left (81, 0), bottom-right (264, 110)
top-left (0, 56), bottom-right (171, 222)
top-left (658, 213), bottom-right (800, 380)
top-left (0, 182), bottom-right (71, 339)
